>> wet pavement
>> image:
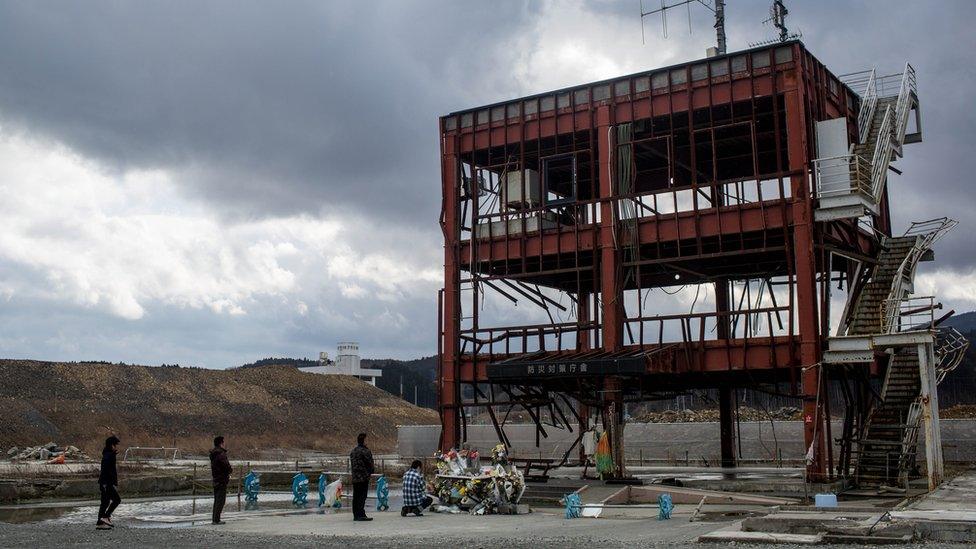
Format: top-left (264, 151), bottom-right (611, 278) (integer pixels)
top-left (0, 489), bottom-right (403, 526)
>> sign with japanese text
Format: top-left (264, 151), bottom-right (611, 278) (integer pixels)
top-left (487, 356), bottom-right (646, 380)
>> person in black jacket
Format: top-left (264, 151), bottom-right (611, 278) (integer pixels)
top-left (349, 432), bottom-right (375, 521)
top-left (209, 436), bottom-right (232, 525)
top-left (96, 435), bottom-right (121, 530)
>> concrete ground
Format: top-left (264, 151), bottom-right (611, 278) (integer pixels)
top-left (5, 466), bottom-right (976, 547)
top-left (0, 507), bottom-right (747, 548)
top-left (912, 469), bottom-right (976, 511)
top-left (221, 506), bottom-right (720, 544)
top-left (2, 512), bottom-right (974, 548)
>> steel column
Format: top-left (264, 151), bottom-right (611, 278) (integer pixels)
top-left (716, 278), bottom-right (736, 468)
top-left (439, 139), bottom-right (461, 451)
top-left (597, 105), bottom-right (627, 477)
top-left (785, 75), bottom-right (827, 481)
top-left (917, 341), bottom-right (943, 490)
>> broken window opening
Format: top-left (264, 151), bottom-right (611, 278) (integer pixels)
top-left (543, 154), bottom-right (577, 206)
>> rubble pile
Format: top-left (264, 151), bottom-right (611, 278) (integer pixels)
top-left (941, 404), bottom-right (976, 419)
top-left (7, 442), bottom-right (92, 462)
top-left (432, 444), bottom-right (525, 515)
top-left (631, 406), bottom-right (802, 423)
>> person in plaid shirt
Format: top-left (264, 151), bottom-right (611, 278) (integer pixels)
top-left (400, 460), bottom-right (432, 516)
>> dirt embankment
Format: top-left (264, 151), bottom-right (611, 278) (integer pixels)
top-left (0, 360), bottom-right (437, 457)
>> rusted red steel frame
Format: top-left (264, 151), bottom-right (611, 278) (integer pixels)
top-left (440, 42), bottom-right (862, 481)
top-left (459, 196), bottom-right (797, 268)
top-left (456, 335), bottom-right (798, 381)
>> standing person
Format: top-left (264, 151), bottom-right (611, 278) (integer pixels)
top-left (96, 435), bottom-right (122, 530)
top-left (209, 436), bottom-right (232, 525)
top-left (349, 432), bottom-right (374, 521)
top-left (400, 460), bottom-right (432, 517)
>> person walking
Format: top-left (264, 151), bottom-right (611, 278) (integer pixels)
top-left (96, 435), bottom-right (122, 530)
top-left (400, 460), bottom-right (432, 517)
top-left (349, 432), bottom-right (374, 521)
top-left (209, 436), bottom-right (232, 525)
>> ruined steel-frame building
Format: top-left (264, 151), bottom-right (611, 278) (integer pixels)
top-left (437, 41), bottom-right (967, 487)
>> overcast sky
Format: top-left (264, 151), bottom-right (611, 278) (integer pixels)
top-left (0, 0), bottom-right (973, 368)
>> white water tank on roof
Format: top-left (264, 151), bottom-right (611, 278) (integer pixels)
top-left (501, 169), bottom-right (540, 209)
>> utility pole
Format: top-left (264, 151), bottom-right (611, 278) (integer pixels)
top-left (714, 0), bottom-right (726, 54)
top-left (640, 0), bottom-right (727, 55)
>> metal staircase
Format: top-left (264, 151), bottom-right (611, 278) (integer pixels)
top-left (853, 327), bottom-right (969, 486)
top-left (854, 349), bottom-right (921, 485)
top-left (846, 235), bottom-right (918, 337)
top-left (814, 64), bottom-right (920, 221)
top-left (825, 218), bottom-right (966, 486)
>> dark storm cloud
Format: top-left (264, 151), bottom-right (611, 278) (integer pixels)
top-left (2, 1), bottom-right (972, 244)
top-left (0, 0), bottom-right (531, 223)
top-left (783, 0), bottom-right (976, 270)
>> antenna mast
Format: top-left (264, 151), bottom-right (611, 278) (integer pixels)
top-left (640, 0), bottom-right (727, 55)
top-left (752, 0), bottom-right (800, 46)
top-left (714, 0), bottom-right (726, 55)
top-left (766, 0), bottom-right (792, 42)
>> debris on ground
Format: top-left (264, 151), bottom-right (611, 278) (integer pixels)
top-left (432, 444), bottom-right (526, 515)
top-left (9, 442), bottom-right (91, 462)
top-left (630, 406), bottom-right (802, 423)
top-left (941, 404), bottom-right (976, 419)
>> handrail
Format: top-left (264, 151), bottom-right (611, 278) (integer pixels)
top-left (857, 68), bottom-right (877, 144)
top-left (935, 326), bottom-right (970, 384)
top-left (881, 295), bottom-right (936, 334)
top-left (904, 217), bottom-right (956, 245)
top-left (893, 63), bottom-right (917, 145)
top-left (869, 105), bottom-right (895, 202)
top-left (812, 154), bottom-right (872, 199)
top-left (881, 217), bottom-right (956, 334)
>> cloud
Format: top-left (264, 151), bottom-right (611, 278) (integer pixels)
top-left (0, 0), bottom-right (974, 367)
top-left (0, 129), bottom-right (440, 364)
top-left (0, 130), bottom-right (307, 319)
top-left (916, 269), bottom-right (976, 312)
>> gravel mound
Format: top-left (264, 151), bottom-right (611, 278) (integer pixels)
top-left (0, 359), bottom-right (437, 456)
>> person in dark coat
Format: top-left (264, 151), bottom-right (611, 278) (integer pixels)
top-left (209, 436), bottom-right (232, 525)
top-left (96, 435), bottom-right (121, 530)
top-left (349, 432), bottom-right (375, 521)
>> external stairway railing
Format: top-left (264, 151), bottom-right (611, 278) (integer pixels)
top-left (817, 63), bottom-right (918, 207)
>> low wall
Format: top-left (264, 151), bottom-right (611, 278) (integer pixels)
top-left (398, 419), bottom-right (976, 463)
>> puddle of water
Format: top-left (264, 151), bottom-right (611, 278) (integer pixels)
top-left (0, 506), bottom-right (73, 524)
top-left (0, 489), bottom-right (405, 526)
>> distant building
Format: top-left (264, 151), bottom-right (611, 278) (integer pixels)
top-left (298, 342), bottom-right (382, 386)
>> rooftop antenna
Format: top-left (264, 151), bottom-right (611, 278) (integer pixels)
top-left (640, 0), bottom-right (726, 55)
top-left (767, 0), bottom-right (788, 41)
top-left (749, 0), bottom-right (801, 47)
top-left (768, 0), bottom-right (800, 41)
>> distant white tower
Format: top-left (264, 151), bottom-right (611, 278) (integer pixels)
top-left (300, 342), bottom-right (382, 386)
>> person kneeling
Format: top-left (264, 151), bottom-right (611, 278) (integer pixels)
top-left (400, 460), bottom-right (432, 517)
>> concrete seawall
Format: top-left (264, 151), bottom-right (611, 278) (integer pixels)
top-left (398, 419), bottom-right (976, 462)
